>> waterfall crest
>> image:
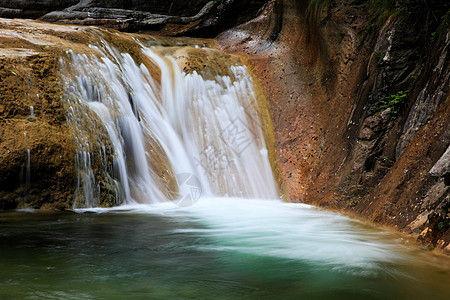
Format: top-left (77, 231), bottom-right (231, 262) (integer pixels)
top-left (61, 34), bottom-right (278, 207)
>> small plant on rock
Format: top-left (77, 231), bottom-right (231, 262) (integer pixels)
top-left (370, 90), bottom-right (408, 118)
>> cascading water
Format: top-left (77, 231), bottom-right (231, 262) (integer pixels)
top-left (21, 132), bottom-right (31, 203)
top-left (60, 33), bottom-right (278, 207)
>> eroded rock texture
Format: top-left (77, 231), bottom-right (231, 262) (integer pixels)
top-left (0, 32), bottom-right (75, 209)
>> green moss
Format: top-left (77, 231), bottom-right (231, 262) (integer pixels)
top-left (375, 51), bottom-right (384, 64)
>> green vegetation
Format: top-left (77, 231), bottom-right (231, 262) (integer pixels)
top-left (370, 90), bottom-right (408, 118)
top-left (430, 31), bottom-right (437, 43)
top-left (375, 52), bottom-right (384, 64)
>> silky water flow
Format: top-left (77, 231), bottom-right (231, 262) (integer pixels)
top-left (60, 36), bottom-right (278, 208)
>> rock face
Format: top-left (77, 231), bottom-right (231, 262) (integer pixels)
top-left (430, 146), bottom-right (450, 184)
top-left (0, 23), bottom-right (76, 209)
top-left (0, 0), bottom-right (207, 17)
top-left (0, 1), bottom-right (77, 18)
top-left (218, 0), bottom-right (449, 253)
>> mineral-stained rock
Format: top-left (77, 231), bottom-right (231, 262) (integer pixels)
top-left (0, 52), bottom-right (76, 209)
top-left (396, 32), bottom-right (450, 158)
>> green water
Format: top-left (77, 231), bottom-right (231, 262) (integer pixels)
top-left (1, 198), bottom-right (449, 299)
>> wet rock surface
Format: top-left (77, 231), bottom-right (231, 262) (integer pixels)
top-left (0, 19), bottom-right (133, 209)
top-left (0, 44), bottom-right (75, 210)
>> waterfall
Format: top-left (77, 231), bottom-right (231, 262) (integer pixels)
top-left (26, 148), bottom-right (31, 198)
top-left (61, 35), bottom-right (278, 207)
top-left (22, 132), bottom-right (31, 203)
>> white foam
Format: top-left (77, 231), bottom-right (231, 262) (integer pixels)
top-left (74, 197), bottom-right (410, 273)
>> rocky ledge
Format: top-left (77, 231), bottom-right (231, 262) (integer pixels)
top-left (0, 0), bottom-right (268, 36)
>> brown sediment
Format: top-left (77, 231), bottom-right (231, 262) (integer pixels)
top-left (247, 65), bottom-right (282, 194)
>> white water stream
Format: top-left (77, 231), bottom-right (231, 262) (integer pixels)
top-left (2, 27), bottom-right (450, 300)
